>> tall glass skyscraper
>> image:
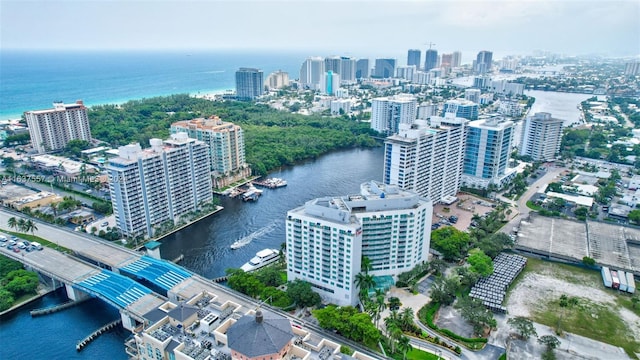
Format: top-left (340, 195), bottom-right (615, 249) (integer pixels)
top-left (424, 49), bottom-right (438, 71)
top-left (235, 68), bottom-right (264, 100)
top-left (407, 49), bottom-right (421, 69)
top-left (462, 118), bottom-right (516, 189)
top-left (373, 58), bottom-right (396, 78)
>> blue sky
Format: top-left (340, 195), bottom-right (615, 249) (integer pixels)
top-left (1, 0), bottom-right (639, 58)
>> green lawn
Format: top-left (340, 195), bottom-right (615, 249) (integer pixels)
top-left (525, 201), bottom-right (542, 211)
top-left (389, 348), bottom-right (442, 360)
top-left (507, 257), bottom-right (640, 359)
top-left (532, 297), bottom-right (639, 358)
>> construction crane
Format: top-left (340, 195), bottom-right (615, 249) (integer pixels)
top-left (425, 42), bottom-right (436, 50)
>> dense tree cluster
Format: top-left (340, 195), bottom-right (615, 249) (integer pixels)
top-left (88, 95), bottom-right (379, 176)
top-left (431, 227), bottom-right (471, 261)
top-left (313, 305), bottom-right (381, 346)
top-left (0, 256), bottom-right (39, 311)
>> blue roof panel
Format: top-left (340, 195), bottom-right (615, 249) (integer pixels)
top-left (119, 256), bottom-right (192, 291)
top-left (77, 270), bottom-right (153, 308)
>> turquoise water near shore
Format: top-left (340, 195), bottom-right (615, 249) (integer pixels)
top-left (0, 50), bottom-right (304, 119)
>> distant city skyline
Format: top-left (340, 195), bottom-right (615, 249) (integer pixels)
top-left (1, 1), bottom-right (639, 58)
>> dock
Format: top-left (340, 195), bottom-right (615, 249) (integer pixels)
top-left (76, 319), bottom-right (122, 351)
top-left (31, 298), bottom-right (89, 317)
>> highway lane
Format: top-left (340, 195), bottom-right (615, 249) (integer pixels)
top-left (0, 208), bottom-right (140, 268)
top-left (0, 242), bottom-right (98, 282)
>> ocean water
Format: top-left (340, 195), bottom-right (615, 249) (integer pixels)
top-left (0, 50), bottom-right (305, 119)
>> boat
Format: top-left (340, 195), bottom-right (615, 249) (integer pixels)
top-left (230, 223), bottom-right (279, 250)
top-left (230, 238), bottom-right (252, 249)
top-left (240, 248), bottom-right (280, 272)
top-left (242, 185), bottom-right (263, 201)
top-left (253, 178), bottom-right (287, 189)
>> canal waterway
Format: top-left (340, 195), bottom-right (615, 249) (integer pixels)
top-left (159, 146), bottom-right (386, 279)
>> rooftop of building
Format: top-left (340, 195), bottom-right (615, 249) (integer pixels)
top-left (291, 181), bottom-right (429, 223)
top-left (109, 133), bottom-right (204, 165)
top-left (171, 116), bottom-right (241, 132)
top-left (30, 154), bottom-right (97, 174)
top-left (528, 112), bottom-right (565, 123)
top-left (444, 98), bottom-right (477, 106)
top-left (469, 117), bottom-right (514, 130)
top-left (138, 290), bottom-right (377, 360)
top-left (227, 310), bottom-right (293, 358)
top-left (25, 100), bottom-right (86, 114)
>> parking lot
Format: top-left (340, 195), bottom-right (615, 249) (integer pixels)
top-left (432, 193), bottom-right (499, 232)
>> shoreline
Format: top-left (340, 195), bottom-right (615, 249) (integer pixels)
top-left (0, 286), bottom-right (57, 318)
top-left (134, 205), bottom-right (224, 250)
top-left (0, 89), bottom-right (233, 122)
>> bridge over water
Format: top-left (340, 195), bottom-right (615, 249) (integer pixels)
top-left (0, 245), bottom-right (165, 322)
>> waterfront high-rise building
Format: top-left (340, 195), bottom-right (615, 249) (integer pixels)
top-left (489, 80), bottom-right (525, 96)
top-left (107, 133), bottom-right (213, 239)
top-left (371, 94), bottom-right (417, 135)
top-left (265, 70), bottom-right (289, 89)
top-left (324, 56), bottom-right (342, 75)
top-left (170, 116), bottom-right (249, 182)
top-left (356, 59), bottom-right (370, 79)
top-left (475, 50), bottom-right (493, 74)
top-left (424, 49), bottom-right (438, 71)
top-left (407, 49), bottom-right (421, 69)
top-left (373, 58), bottom-right (396, 78)
top-left (462, 118), bottom-right (516, 189)
top-left (299, 57), bottom-right (325, 89)
top-left (519, 112), bottom-right (564, 161)
top-left (384, 116), bottom-right (468, 203)
top-left (442, 99), bottom-right (479, 120)
top-left (451, 51), bottom-right (462, 68)
top-left (286, 180), bottom-right (433, 306)
top-left (24, 100), bottom-right (92, 154)
top-left (340, 57), bottom-right (357, 83)
top-left (235, 68), bottom-right (264, 100)
top-left (320, 71), bottom-right (340, 96)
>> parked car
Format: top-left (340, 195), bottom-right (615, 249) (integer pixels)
top-left (12, 247), bottom-right (20, 253)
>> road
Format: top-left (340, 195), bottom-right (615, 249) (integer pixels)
top-left (0, 207), bottom-right (139, 268)
top-left (501, 166), bottom-right (564, 235)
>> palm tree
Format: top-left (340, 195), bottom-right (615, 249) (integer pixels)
top-left (385, 321), bottom-right (402, 353)
top-left (361, 256), bottom-right (373, 274)
top-left (375, 291), bottom-right (387, 328)
top-left (17, 218), bottom-right (26, 232)
top-left (400, 307), bottom-right (414, 331)
top-left (355, 272), bottom-right (375, 302)
top-left (279, 242), bottom-right (286, 263)
top-left (397, 335), bottom-right (413, 360)
top-left (25, 219), bottom-right (37, 235)
top-left (8, 217), bottom-right (17, 230)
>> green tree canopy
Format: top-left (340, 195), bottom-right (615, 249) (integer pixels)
top-left (286, 279), bottom-right (321, 308)
top-left (430, 275), bottom-right (460, 306)
top-left (507, 316), bottom-right (537, 340)
top-left (467, 248), bottom-right (494, 277)
top-left (431, 227), bottom-right (471, 261)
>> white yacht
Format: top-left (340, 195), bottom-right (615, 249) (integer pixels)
top-left (240, 248), bottom-right (280, 272)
